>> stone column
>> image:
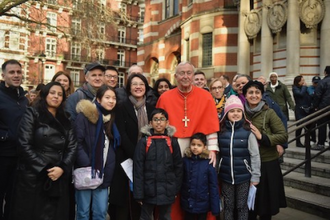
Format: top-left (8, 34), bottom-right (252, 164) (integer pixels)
top-left (237, 0), bottom-right (250, 75)
top-left (261, 0), bottom-right (273, 78)
top-left (320, 0), bottom-right (330, 74)
top-left (286, 0), bottom-right (300, 83)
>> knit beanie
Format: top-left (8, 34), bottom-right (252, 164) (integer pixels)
top-left (221, 95), bottom-right (244, 121)
top-left (269, 72), bottom-right (278, 79)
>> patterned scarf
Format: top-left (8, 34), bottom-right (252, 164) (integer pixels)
top-left (129, 95), bottom-right (148, 140)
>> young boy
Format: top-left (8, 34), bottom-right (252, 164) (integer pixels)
top-left (133, 108), bottom-right (183, 220)
top-left (181, 133), bottom-right (220, 220)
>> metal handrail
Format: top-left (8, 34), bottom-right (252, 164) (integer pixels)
top-left (283, 105), bottom-right (330, 177)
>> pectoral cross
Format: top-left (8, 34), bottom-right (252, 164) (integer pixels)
top-left (182, 116), bottom-right (190, 127)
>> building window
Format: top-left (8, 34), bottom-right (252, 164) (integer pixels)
top-left (70, 70), bottom-right (80, 86)
top-left (165, 0), bottom-right (170, 18)
top-left (118, 72), bottom-right (125, 87)
top-left (47, 0), bottom-right (57, 4)
top-left (44, 64), bottom-right (55, 83)
top-left (139, 8), bottom-right (145, 22)
top-left (138, 29), bottom-right (144, 43)
top-left (202, 33), bottom-right (212, 67)
top-left (46, 12), bottom-right (57, 32)
top-left (118, 27), bottom-right (126, 43)
top-left (98, 23), bottom-right (105, 39)
top-left (120, 3), bottom-right (127, 14)
top-left (72, 18), bottom-right (81, 35)
top-left (73, 0), bottom-right (81, 10)
top-left (117, 49), bottom-right (125, 67)
top-left (9, 32), bottom-right (20, 50)
top-left (96, 49), bottom-right (104, 61)
top-left (46, 38), bottom-right (57, 58)
top-left (173, 0), bottom-right (179, 15)
top-left (71, 42), bottom-right (81, 61)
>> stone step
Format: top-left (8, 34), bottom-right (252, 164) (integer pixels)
top-left (273, 207), bottom-right (328, 220)
top-left (281, 157), bottom-right (330, 178)
top-left (285, 186), bottom-right (330, 219)
top-left (282, 170), bottom-right (330, 197)
top-left (284, 147), bottom-right (330, 164)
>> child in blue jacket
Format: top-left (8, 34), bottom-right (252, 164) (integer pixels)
top-left (181, 133), bottom-right (220, 220)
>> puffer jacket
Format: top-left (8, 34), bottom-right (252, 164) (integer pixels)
top-left (292, 85), bottom-right (312, 120)
top-left (74, 100), bottom-right (120, 188)
top-left (266, 80), bottom-right (295, 120)
top-left (133, 124), bottom-right (183, 205)
top-left (181, 148), bottom-right (220, 216)
top-left (218, 120), bottom-right (260, 185)
top-left (245, 104), bottom-right (288, 162)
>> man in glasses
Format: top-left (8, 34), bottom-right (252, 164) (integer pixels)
top-left (104, 66), bottom-right (119, 88)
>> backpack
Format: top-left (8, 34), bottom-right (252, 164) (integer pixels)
top-left (146, 136), bottom-right (173, 154)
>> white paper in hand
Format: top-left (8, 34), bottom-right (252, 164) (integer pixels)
top-left (121, 158), bottom-right (133, 182)
top-left (247, 184), bottom-right (257, 210)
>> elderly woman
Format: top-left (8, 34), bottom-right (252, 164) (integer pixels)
top-left (209, 78), bottom-right (226, 120)
top-left (109, 73), bottom-right (155, 220)
top-left (242, 80), bottom-right (287, 220)
top-left (11, 82), bottom-right (77, 220)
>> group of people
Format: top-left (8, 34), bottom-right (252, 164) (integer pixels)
top-left (1, 58), bottom-right (330, 220)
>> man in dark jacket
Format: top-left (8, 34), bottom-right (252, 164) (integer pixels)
top-left (0, 59), bottom-right (28, 220)
top-left (312, 66), bottom-right (330, 150)
top-left (65, 62), bottom-right (105, 122)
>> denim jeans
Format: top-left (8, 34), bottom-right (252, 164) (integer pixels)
top-left (75, 188), bottom-right (108, 220)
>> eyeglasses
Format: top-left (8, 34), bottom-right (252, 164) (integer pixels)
top-left (176, 71), bottom-right (193, 77)
top-left (105, 75), bottom-right (118, 79)
top-left (131, 82), bottom-right (145, 87)
top-left (152, 117), bottom-right (167, 122)
top-left (211, 86), bottom-right (224, 91)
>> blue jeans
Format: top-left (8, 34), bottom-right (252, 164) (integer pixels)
top-left (75, 188), bottom-right (108, 220)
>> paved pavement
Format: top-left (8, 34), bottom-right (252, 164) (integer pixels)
top-left (273, 207), bottom-right (327, 220)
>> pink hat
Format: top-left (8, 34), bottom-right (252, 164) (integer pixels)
top-left (222, 95), bottom-right (244, 119)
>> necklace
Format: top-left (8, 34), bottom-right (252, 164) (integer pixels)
top-left (177, 87), bottom-right (193, 127)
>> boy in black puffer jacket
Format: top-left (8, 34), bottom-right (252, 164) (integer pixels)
top-left (134, 108), bottom-right (183, 220)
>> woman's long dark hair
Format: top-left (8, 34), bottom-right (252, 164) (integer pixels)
top-left (219, 114), bottom-right (251, 134)
top-left (33, 82), bottom-right (70, 127)
top-left (96, 85), bottom-right (117, 139)
top-left (153, 78), bottom-right (172, 97)
top-left (293, 75), bottom-right (303, 87)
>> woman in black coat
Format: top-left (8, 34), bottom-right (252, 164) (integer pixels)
top-left (108, 74), bottom-right (155, 220)
top-left (292, 76), bottom-right (312, 147)
top-left (10, 82), bottom-right (77, 220)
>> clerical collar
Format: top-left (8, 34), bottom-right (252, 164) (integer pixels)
top-left (177, 86), bottom-right (193, 95)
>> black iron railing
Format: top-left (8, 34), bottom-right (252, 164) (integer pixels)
top-left (284, 105), bottom-right (330, 177)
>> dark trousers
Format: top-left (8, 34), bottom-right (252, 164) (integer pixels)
top-left (317, 115), bottom-right (330, 145)
top-left (108, 193), bottom-right (141, 220)
top-left (140, 203), bottom-right (171, 220)
top-left (0, 157), bottom-right (17, 220)
top-left (184, 212), bottom-right (207, 220)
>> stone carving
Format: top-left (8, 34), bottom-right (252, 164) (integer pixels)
top-left (299, 0), bottom-right (325, 28)
top-left (244, 10), bottom-right (261, 39)
top-left (267, 2), bottom-right (288, 33)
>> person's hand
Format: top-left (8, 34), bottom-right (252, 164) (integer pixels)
top-left (137, 201), bottom-right (143, 206)
top-left (250, 124), bottom-right (262, 140)
top-left (208, 151), bottom-right (217, 167)
top-left (47, 166), bottom-right (63, 181)
top-left (251, 182), bottom-right (259, 186)
top-left (276, 145), bottom-right (284, 157)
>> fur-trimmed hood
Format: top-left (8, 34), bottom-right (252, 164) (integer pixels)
top-left (76, 99), bottom-right (99, 124)
top-left (140, 124), bottom-right (176, 137)
top-left (184, 147), bottom-right (210, 159)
